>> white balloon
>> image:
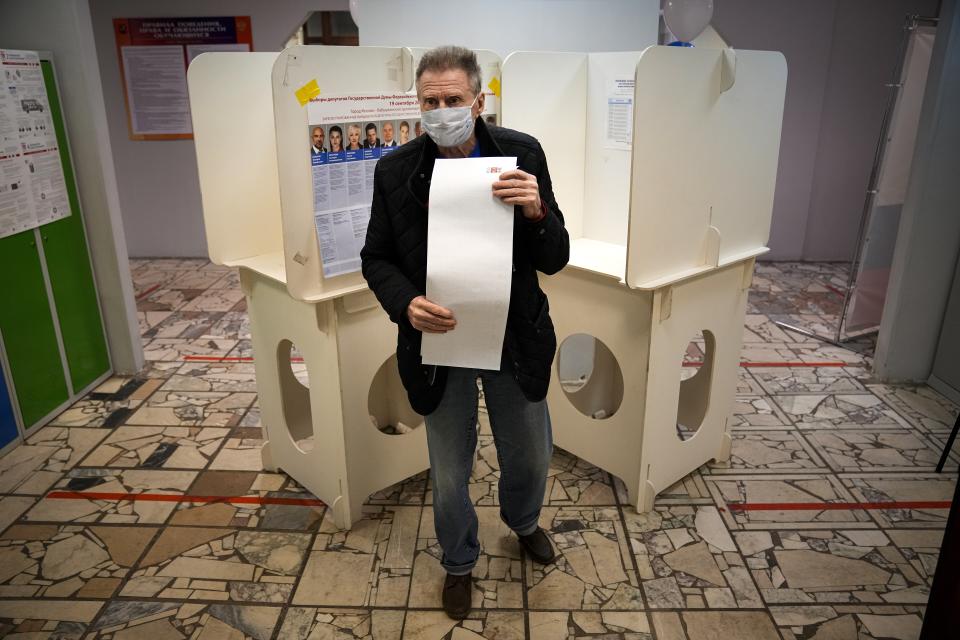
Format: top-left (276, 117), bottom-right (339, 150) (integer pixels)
top-left (349, 0), bottom-right (360, 25)
top-left (663, 0), bottom-right (714, 43)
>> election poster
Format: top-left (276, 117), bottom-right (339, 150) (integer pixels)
top-left (113, 17), bottom-right (253, 140)
top-left (306, 93), bottom-right (422, 278)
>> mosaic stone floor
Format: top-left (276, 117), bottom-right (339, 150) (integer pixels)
top-left (0, 258), bottom-right (957, 639)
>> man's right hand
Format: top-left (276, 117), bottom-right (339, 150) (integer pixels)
top-left (407, 296), bottom-right (456, 333)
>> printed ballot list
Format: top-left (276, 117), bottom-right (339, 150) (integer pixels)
top-left (0, 49), bottom-right (71, 241)
top-left (306, 93), bottom-right (422, 278)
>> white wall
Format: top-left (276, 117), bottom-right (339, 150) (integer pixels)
top-left (0, 0), bottom-right (142, 374)
top-left (876, 0), bottom-right (960, 383)
top-left (88, 0), bottom-right (349, 258)
top-left (357, 0), bottom-right (660, 60)
top-left (712, 0), bottom-right (938, 261)
top-left (802, 0), bottom-right (939, 262)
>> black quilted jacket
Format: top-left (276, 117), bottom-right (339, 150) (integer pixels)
top-left (360, 117), bottom-right (570, 415)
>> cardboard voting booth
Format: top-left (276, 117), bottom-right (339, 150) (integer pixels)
top-left (501, 46), bottom-right (787, 510)
top-left (189, 43), bottom-right (785, 526)
top-left (189, 47), bottom-right (501, 528)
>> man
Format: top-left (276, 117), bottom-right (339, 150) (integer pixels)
top-left (310, 126), bottom-right (326, 154)
top-left (381, 121), bottom-right (398, 147)
top-left (346, 124), bottom-right (362, 150)
top-left (361, 46), bottom-right (569, 620)
top-left (414, 120), bottom-right (423, 137)
top-left (363, 122), bottom-right (381, 148)
top-left (328, 125), bottom-right (344, 153)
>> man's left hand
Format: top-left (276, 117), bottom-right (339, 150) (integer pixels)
top-left (493, 169), bottom-right (542, 220)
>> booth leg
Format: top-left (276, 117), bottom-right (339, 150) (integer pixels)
top-left (331, 496), bottom-right (352, 530)
top-left (637, 479), bottom-right (656, 514)
top-left (716, 429), bottom-right (733, 463)
top-left (260, 440), bottom-right (277, 472)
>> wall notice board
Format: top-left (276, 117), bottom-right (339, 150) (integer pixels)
top-left (113, 16), bottom-right (253, 140)
top-left (0, 49), bottom-right (72, 240)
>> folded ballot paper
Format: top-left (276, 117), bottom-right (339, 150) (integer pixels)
top-left (421, 156), bottom-right (517, 370)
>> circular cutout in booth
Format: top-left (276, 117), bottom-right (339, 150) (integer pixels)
top-left (277, 340), bottom-right (314, 453)
top-left (557, 334), bottom-right (623, 420)
top-left (368, 355), bottom-right (424, 435)
top-left (676, 330), bottom-right (715, 441)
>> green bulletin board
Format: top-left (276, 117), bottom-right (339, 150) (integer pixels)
top-left (0, 54), bottom-right (110, 432)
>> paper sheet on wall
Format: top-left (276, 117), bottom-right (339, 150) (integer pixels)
top-left (421, 157), bottom-right (516, 370)
top-left (0, 48), bottom-right (72, 240)
top-left (306, 93), bottom-right (422, 277)
top-left (605, 77), bottom-right (635, 150)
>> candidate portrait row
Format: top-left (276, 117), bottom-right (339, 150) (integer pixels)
top-left (308, 119), bottom-right (421, 164)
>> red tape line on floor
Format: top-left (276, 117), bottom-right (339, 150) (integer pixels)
top-left (691, 361), bottom-right (850, 368)
top-left (181, 356), bottom-right (304, 363)
top-left (135, 283), bottom-right (162, 301)
top-left (726, 501), bottom-right (951, 512)
top-left (45, 491), bottom-right (325, 507)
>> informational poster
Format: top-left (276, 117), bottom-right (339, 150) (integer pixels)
top-left (306, 93), bottom-right (422, 278)
top-left (605, 77), bottom-right (635, 150)
top-left (0, 49), bottom-right (71, 240)
top-left (113, 17), bottom-right (253, 140)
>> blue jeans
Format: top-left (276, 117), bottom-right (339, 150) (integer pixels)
top-left (425, 367), bottom-right (553, 575)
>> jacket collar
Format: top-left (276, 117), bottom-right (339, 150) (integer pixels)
top-left (406, 116), bottom-right (504, 209)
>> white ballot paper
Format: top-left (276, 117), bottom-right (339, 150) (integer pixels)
top-left (421, 156), bottom-right (517, 370)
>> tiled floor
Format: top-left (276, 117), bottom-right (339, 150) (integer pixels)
top-left (0, 258), bottom-right (957, 639)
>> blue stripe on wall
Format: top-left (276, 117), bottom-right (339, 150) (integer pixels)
top-left (0, 362), bottom-right (18, 449)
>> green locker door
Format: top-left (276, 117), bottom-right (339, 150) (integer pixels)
top-left (0, 232), bottom-right (70, 427)
top-left (38, 60), bottom-right (110, 391)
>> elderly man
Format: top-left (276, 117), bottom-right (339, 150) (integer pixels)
top-left (361, 45), bottom-right (569, 619)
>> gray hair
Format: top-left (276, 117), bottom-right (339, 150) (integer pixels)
top-left (415, 45), bottom-right (482, 97)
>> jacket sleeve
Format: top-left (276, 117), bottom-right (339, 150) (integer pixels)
top-left (360, 163), bottom-right (421, 328)
top-left (522, 142), bottom-right (570, 275)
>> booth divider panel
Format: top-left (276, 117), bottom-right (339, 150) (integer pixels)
top-left (501, 51), bottom-right (588, 241)
top-left (627, 47), bottom-right (786, 289)
top-left (582, 51), bottom-right (647, 246)
top-left (272, 46), bottom-right (409, 302)
top-left (189, 53), bottom-right (283, 268)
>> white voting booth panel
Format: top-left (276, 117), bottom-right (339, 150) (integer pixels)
top-left (189, 52), bottom-right (286, 277)
top-left (627, 47), bottom-right (787, 289)
top-left (188, 48), bottom-right (425, 528)
top-left (193, 46), bottom-right (504, 528)
top-left (273, 45), bottom-right (501, 302)
top-left (502, 46), bottom-right (786, 511)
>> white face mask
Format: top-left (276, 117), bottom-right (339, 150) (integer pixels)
top-left (420, 94), bottom-right (479, 147)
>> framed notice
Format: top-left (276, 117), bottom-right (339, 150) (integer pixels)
top-left (114, 16), bottom-right (253, 140)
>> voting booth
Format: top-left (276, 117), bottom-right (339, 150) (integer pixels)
top-left (188, 46), bottom-right (500, 528)
top-left (189, 43), bottom-right (786, 526)
top-left (501, 47), bottom-right (787, 510)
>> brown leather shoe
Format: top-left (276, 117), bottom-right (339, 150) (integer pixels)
top-left (519, 527), bottom-right (556, 564)
top-left (442, 572), bottom-right (473, 619)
